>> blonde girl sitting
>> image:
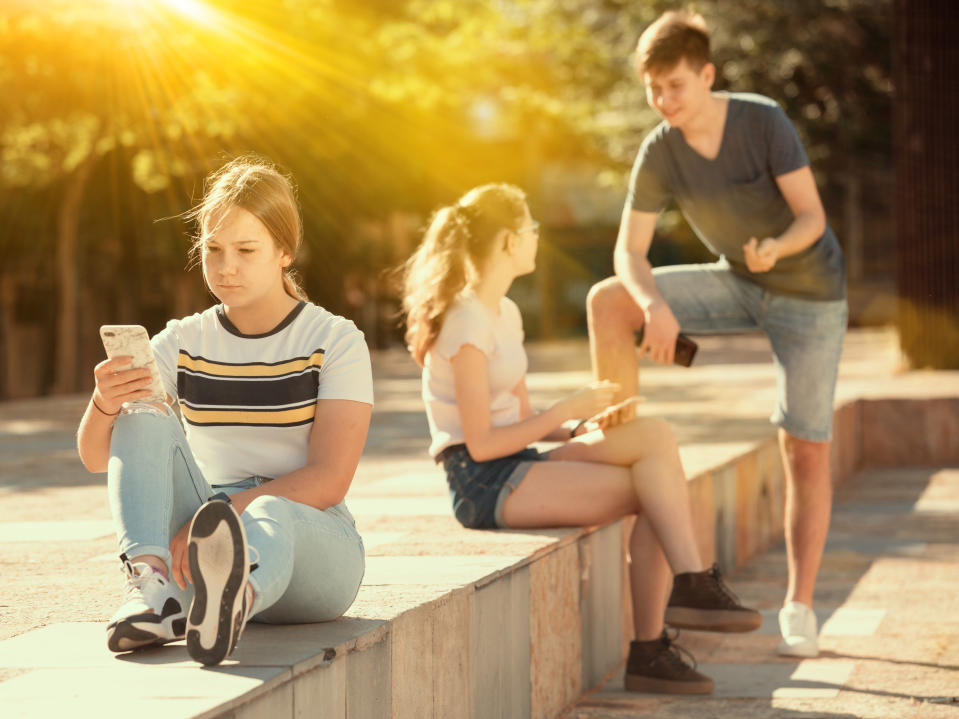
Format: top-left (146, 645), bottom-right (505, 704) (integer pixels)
top-left (400, 183), bottom-right (761, 695)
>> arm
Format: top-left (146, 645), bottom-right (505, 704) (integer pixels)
top-left (169, 397), bottom-right (371, 589)
top-left (452, 345), bottom-right (615, 461)
top-left (227, 398), bottom-right (371, 516)
top-left (744, 167), bottom-right (827, 272)
top-left (77, 356), bottom-right (156, 472)
top-left (613, 208), bottom-right (681, 365)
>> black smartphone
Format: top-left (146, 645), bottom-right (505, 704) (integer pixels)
top-left (635, 328), bottom-right (698, 367)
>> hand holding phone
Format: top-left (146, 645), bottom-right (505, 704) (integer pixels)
top-left (635, 328), bottom-right (698, 367)
top-left (98, 325), bottom-right (166, 406)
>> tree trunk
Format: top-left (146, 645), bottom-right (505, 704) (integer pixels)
top-left (52, 156), bottom-right (95, 395)
top-left (894, 0), bottom-right (959, 368)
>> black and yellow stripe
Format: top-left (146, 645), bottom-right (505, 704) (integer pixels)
top-left (176, 350), bottom-right (324, 427)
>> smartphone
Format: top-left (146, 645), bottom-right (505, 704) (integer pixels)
top-left (99, 325), bottom-right (166, 404)
top-left (635, 328), bottom-right (699, 367)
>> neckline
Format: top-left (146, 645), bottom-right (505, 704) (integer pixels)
top-left (679, 93), bottom-right (732, 163)
top-left (216, 301), bottom-right (307, 338)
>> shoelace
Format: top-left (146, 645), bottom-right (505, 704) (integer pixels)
top-left (706, 563), bottom-right (744, 607)
top-left (120, 558), bottom-right (166, 604)
top-left (654, 628), bottom-right (699, 671)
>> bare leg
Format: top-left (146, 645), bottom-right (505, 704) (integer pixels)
top-left (780, 430), bottom-right (832, 607)
top-left (587, 277), bottom-right (646, 402)
top-left (552, 418), bottom-right (702, 573)
top-left (629, 514), bottom-right (671, 641)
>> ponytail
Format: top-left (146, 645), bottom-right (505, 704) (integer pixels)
top-left (400, 183), bottom-right (527, 367)
top-left (401, 206), bottom-right (471, 367)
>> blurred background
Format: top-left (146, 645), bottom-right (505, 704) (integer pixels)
top-left (0, 0), bottom-right (933, 399)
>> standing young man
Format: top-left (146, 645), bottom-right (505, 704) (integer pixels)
top-left (587, 10), bottom-right (847, 658)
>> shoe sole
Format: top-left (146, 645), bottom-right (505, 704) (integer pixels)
top-left (624, 674), bottom-right (715, 695)
top-left (664, 606), bottom-right (763, 633)
top-left (186, 500), bottom-right (248, 666)
top-left (106, 613), bottom-right (186, 653)
top-left (778, 639), bottom-right (819, 658)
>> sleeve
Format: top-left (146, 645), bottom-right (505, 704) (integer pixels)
top-left (625, 131), bottom-right (671, 214)
top-left (432, 301), bottom-right (495, 360)
top-left (316, 324), bottom-right (374, 405)
top-left (765, 104), bottom-right (810, 177)
top-left (150, 321), bottom-right (180, 402)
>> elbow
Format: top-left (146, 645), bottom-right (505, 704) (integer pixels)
top-left (806, 208), bottom-right (826, 240)
top-left (464, 439), bottom-right (495, 463)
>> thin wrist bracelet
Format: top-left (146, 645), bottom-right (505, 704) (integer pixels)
top-left (92, 397), bottom-right (120, 416)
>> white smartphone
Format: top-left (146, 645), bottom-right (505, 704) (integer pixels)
top-left (99, 325), bottom-right (166, 404)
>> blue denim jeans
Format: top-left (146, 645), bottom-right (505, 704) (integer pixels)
top-left (107, 406), bottom-right (365, 623)
top-left (654, 260), bottom-right (848, 442)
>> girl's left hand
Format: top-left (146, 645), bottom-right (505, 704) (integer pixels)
top-left (169, 519), bottom-right (193, 590)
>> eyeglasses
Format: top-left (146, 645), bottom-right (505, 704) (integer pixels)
top-left (515, 221), bottom-right (540, 235)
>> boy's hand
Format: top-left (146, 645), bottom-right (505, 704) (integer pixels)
top-left (639, 302), bottom-right (680, 365)
top-left (744, 237), bottom-right (780, 273)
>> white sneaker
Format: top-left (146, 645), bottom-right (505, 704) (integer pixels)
top-left (778, 601), bottom-right (819, 657)
top-left (106, 555), bottom-right (186, 653)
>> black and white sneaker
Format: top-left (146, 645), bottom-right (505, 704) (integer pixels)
top-left (186, 499), bottom-right (251, 666)
top-left (106, 555), bottom-right (186, 653)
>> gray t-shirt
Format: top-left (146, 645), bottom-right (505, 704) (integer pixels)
top-left (627, 92), bottom-right (845, 301)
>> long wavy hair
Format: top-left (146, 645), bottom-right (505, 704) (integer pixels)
top-left (187, 155), bottom-right (308, 301)
top-left (400, 183), bottom-right (527, 367)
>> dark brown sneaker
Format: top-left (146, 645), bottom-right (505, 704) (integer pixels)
top-left (624, 631), bottom-right (715, 695)
top-left (665, 563), bottom-right (762, 633)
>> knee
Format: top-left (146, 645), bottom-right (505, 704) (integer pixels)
top-left (587, 277), bottom-right (637, 330)
top-left (633, 417), bottom-right (677, 450)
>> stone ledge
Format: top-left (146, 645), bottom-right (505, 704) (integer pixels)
top-left (2, 390), bottom-right (957, 719)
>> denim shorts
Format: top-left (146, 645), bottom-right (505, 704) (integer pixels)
top-left (653, 260), bottom-right (848, 442)
top-left (436, 444), bottom-right (551, 529)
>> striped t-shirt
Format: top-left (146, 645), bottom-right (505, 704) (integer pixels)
top-left (151, 301), bottom-right (373, 486)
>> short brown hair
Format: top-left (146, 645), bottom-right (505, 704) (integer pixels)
top-left (636, 10), bottom-right (710, 76)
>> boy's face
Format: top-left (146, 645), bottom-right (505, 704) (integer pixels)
top-left (643, 57), bottom-right (715, 130)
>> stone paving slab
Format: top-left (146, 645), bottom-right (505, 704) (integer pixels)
top-left (569, 467), bottom-right (959, 718)
top-left (2, 329), bottom-right (959, 718)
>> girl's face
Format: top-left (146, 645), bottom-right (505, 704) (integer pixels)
top-left (510, 203), bottom-right (539, 276)
top-left (201, 205), bottom-right (291, 310)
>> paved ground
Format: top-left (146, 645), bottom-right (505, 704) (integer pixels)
top-left (1, 328), bottom-right (957, 718)
top-left (567, 466), bottom-right (959, 719)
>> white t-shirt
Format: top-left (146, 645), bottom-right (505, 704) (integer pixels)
top-left (151, 301), bottom-right (373, 486)
top-left (423, 291), bottom-right (528, 457)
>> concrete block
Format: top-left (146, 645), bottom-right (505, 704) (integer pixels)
top-left (470, 568), bottom-right (530, 719)
top-left (294, 659), bottom-right (346, 719)
top-left (830, 401), bottom-right (862, 484)
top-left (578, 522), bottom-right (623, 692)
top-left (391, 605), bottom-right (434, 719)
top-left (529, 542), bottom-right (582, 719)
top-left (735, 452), bottom-right (760, 565)
top-left (432, 592), bottom-right (470, 719)
top-left (757, 439), bottom-right (785, 543)
top-left (924, 398), bottom-right (959, 465)
top-left (234, 681), bottom-right (293, 719)
top-left (346, 635), bottom-right (390, 719)
top-left (712, 466), bottom-right (737, 573)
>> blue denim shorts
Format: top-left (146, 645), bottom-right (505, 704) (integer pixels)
top-left (653, 260), bottom-right (848, 442)
top-left (437, 444), bottom-right (551, 529)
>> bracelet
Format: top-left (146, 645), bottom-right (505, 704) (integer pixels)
top-left (569, 418), bottom-right (588, 439)
top-left (92, 397), bottom-right (120, 416)
top-left (209, 492), bottom-right (232, 504)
